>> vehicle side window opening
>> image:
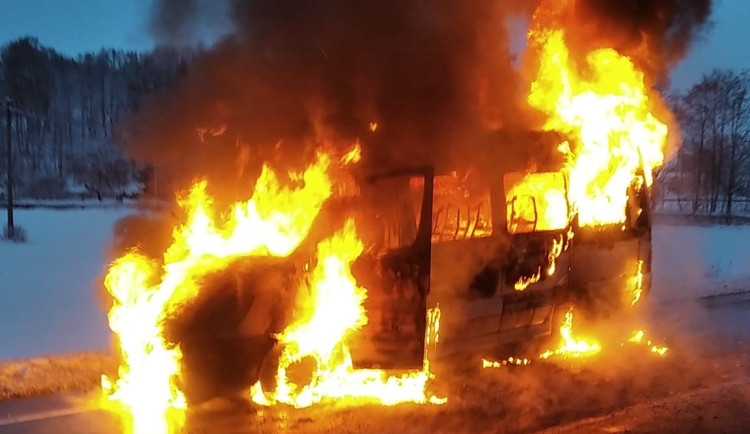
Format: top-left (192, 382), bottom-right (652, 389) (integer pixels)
top-left (503, 171), bottom-right (570, 234)
top-left (508, 195), bottom-right (539, 233)
top-left (422, 171), bottom-right (493, 242)
top-left (363, 177), bottom-right (423, 253)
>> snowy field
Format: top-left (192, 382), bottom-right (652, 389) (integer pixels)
top-left (652, 223), bottom-right (750, 302)
top-left (1, 208), bottom-right (750, 360)
top-left (0, 208), bottom-right (132, 360)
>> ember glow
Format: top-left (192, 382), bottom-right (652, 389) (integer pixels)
top-left (482, 319), bottom-right (669, 370)
top-left (340, 142), bottom-right (362, 165)
top-left (626, 329), bottom-right (669, 356)
top-left (431, 172), bottom-right (494, 242)
top-left (482, 357), bottom-right (531, 368)
top-left (527, 0), bottom-right (669, 227)
top-left (631, 260), bottom-right (645, 306)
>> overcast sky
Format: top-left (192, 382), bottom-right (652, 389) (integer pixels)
top-left (0, 0), bottom-right (155, 54)
top-left (0, 0), bottom-right (747, 91)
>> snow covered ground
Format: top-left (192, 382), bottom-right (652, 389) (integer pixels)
top-left (0, 208), bottom-right (132, 360)
top-left (3, 198), bottom-right (139, 209)
top-left (652, 223), bottom-right (750, 302)
top-left (1, 208), bottom-right (749, 360)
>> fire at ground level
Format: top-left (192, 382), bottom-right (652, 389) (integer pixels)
top-left (1, 291), bottom-right (749, 434)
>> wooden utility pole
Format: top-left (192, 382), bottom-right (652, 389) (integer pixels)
top-left (5, 99), bottom-right (13, 233)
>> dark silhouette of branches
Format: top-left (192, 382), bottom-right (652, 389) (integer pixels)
top-left (0, 37), bottom-right (192, 200)
top-left (659, 69), bottom-right (750, 217)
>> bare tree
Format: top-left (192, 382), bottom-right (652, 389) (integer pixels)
top-left (0, 38), bottom-right (194, 199)
top-left (666, 69), bottom-right (750, 216)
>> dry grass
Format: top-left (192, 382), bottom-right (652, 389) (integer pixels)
top-left (0, 352), bottom-right (117, 401)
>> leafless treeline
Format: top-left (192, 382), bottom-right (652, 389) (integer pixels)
top-left (0, 37), bottom-right (191, 200)
top-left (1, 36), bottom-right (746, 213)
top-left (658, 69), bottom-right (750, 216)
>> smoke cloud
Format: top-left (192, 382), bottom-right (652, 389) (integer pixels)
top-left (544, 0), bottom-right (713, 85)
top-left (133, 0), bottom-right (714, 204)
top-left (127, 0), bottom-right (538, 204)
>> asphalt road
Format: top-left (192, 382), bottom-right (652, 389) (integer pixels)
top-left (1, 292), bottom-right (749, 434)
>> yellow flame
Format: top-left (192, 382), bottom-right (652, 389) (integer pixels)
top-left (482, 323), bottom-right (669, 369)
top-left (341, 142), bottom-right (362, 165)
top-left (547, 235), bottom-right (565, 276)
top-left (527, 7), bottom-right (668, 227)
top-left (505, 172), bottom-right (570, 234)
top-left (101, 253), bottom-right (186, 434)
top-left (103, 152), bottom-right (333, 433)
top-left (250, 381), bottom-right (272, 407)
top-left (104, 145), bottom-right (444, 433)
top-left (426, 305), bottom-right (442, 347)
top-left (514, 235), bottom-right (565, 291)
top-left (515, 268), bottom-right (542, 291)
top-left (539, 307), bottom-right (600, 359)
top-left (253, 220), bottom-right (443, 407)
top-left (369, 122), bottom-right (378, 132)
top-left (627, 329), bottom-right (668, 356)
top-left (482, 357), bottom-right (531, 368)
top-left (424, 305), bottom-right (442, 377)
top-left (631, 260), bottom-right (644, 305)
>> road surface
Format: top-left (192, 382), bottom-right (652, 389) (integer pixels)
top-left (1, 292), bottom-right (749, 433)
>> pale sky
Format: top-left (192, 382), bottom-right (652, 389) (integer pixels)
top-left (670, 0), bottom-right (750, 91)
top-left (0, 0), bottom-right (747, 90)
top-left (0, 0), bottom-right (155, 55)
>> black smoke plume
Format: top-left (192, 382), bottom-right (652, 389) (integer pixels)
top-left (130, 0), bottom-right (535, 204)
top-left (558, 0), bottom-right (713, 85)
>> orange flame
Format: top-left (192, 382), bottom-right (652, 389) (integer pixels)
top-left (631, 260), bottom-right (645, 305)
top-left (514, 234), bottom-right (565, 291)
top-left (539, 307), bottom-right (601, 360)
top-left (341, 142), bottom-right (362, 165)
top-left (482, 316), bottom-right (668, 369)
top-left (103, 150), bottom-right (442, 433)
top-left (626, 329), bottom-right (668, 356)
top-left (101, 253), bottom-right (186, 434)
top-left (505, 171), bottom-right (570, 234)
top-left (482, 357), bottom-right (531, 368)
top-left (102, 152), bottom-right (333, 433)
top-left (253, 220), bottom-right (444, 407)
top-left (515, 268), bottom-right (542, 291)
top-left (527, 1), bottom-right (668, 227)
